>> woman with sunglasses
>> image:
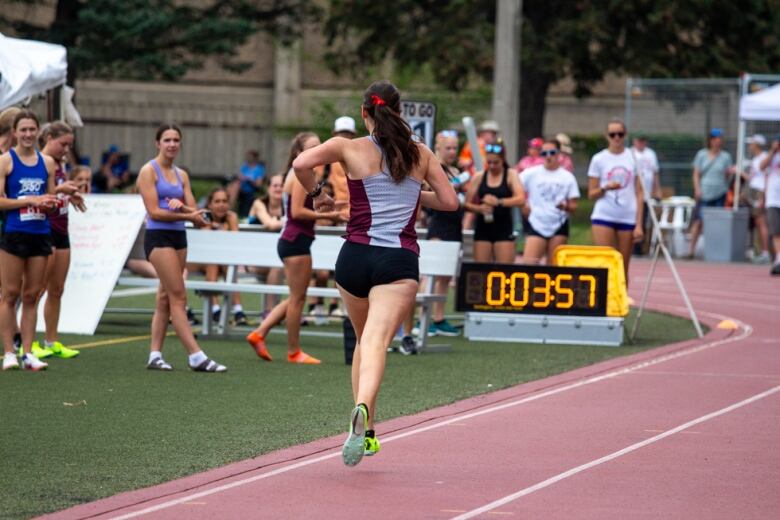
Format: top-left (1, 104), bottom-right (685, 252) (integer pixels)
top-left (520, 139), bottom-right (580, 264)
top-left (588, 119), bottom-right (643, 281)
top-left (464, 142), bottom-right (525, 263)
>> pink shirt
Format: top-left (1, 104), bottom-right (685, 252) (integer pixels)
top-left (516, 155), bottom-right (544, 172)
top-left (559, 153), bottom-right (574, 173)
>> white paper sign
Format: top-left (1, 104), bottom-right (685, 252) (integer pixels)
top-left (36, 194), bottom-right (147, 335)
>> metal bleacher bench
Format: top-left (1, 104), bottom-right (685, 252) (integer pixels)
top-left (117, 228), bottom-right (462, 351)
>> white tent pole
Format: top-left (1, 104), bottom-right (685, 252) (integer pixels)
top-left (734, 74), bottom-right (749, 211)
top-left (629, 148), bottom-right (704, 339)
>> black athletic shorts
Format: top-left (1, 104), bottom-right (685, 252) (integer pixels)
top-left (523, 218), bottom-right (570, 239)
top-left (277, 234), bottom-right (314, 260)
top-left (144, 229), bottom-right (187, 260)
top-left (51, 230), bottom-right (70, 249)
top-left (0, 232), bottom-right (53, 258)
top-left (473, 221), bottom-right (515, 243)
top-left (335, 241), bottom-right (419, 298)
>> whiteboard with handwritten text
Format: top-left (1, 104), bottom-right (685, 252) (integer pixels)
top-left (36, 194), bottom-right (147, 335)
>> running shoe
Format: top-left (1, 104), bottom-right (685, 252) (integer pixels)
top-left (31, 342), bottom-right (54, 359)
top-left (364, 431), bottom-right (381, 457)
top-left (329, 304), bottom-right (346, 317)
top-left (212, 308), bottom-right (222, 323)
top-left (287, 350), bottom-right (321, 364)
top-left (430, 319), bottom-right (460, 337)
top-left (309, 304), bottom-right (328, 326)
top-left (246, 331), bottom-right (272, 361)
top-left (772, 262), bottom-right (780, 276)
top-left (2, 352), bottom-right (19, 371)
top-left (342, 403), bottom-right (369, 467)
top-left (233, 310), bottom-right (249, 326)
top-left (398, 335), bottom-right (417, 356)
top-left (411, 322), bottom-right (437, 337)
top-left (22, 353), bottom-right (48, 371)
top-left (47, 341), bottom-right (80, 359)
top-left (190, 358), bottom-right (227, 373)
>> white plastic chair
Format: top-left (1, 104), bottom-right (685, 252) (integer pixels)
top-left (652, 196), bottom-right (695, 257)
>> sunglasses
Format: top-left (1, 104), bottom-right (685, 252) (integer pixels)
top-left (540, 149), bottom-right (558, 157)
top-left (485, 143), bottom-right (504, 154)
top-left (439, 129), bottom-right (458, 138)
top-left (608, 132), bottom-right (626, 139)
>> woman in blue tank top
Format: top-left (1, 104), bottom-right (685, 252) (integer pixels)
top-left (293, 80), bottom-right (458, 467)
top-left (136, 123), bottom-right (226, 373)
top-left (0, 110), bottom-right (58, 371)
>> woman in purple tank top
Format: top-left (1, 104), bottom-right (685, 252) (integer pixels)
top-left (293, 80), bottom-right (458, 466)
top-left (34, 121), bottom-right (86, 360)
top-left (246, 132), bottom-right (344, 364)
top-left (136, 124), bottom-right (226, 373)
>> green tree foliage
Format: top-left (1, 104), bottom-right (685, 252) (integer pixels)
top-left (323, 0), bottom-right (780, 145)
top-left (1, 0), bottom-right (318, 83)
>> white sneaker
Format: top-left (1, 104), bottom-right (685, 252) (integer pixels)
top-left (311, 304), bottom-right (328, 326)
top-left (753, 251), bottom-right (771, 264)
top-left (2, 352), bottom-right (19, 371)
top-left (22, 353), bottom-right (48, 371)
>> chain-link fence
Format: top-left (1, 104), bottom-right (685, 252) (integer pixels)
top-left (625, 78), bottom-right (740, 197)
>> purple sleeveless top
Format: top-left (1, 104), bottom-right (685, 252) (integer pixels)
top-left (345, 137), bottom-right (422, 255)
top-left (145, 160), bottom-right (186, 231)
top-left (280, 190), bottom-right (315, 241)
top-left (49, 165), bottom-right (69, 235)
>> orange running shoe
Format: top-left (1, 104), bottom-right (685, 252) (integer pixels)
top-left (246, 331), bottom-right (272, 361)
top-left (287, 350), bottom-right (321, 364)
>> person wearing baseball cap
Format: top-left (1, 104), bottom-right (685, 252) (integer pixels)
top-left (515, 137), bottom-right (545, 172)
top-left (759, 133), bottom-right (780, 274)
top-left (333, 116), bottom-right (356, 137)
top-left (745, 134), bottom-right (771, 263)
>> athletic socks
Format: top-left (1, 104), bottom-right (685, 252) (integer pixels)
top-left (148, 351), bottom-right (162, 364)
top-left (188, 350), bottom-right (208, 368)
top-left (232, 304), bottom-right (243, 313)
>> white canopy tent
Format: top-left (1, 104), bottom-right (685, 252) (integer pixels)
top-left (735, 74), bottom-right (780, 209)
top-left (0, 33), bottom-right (67, 109)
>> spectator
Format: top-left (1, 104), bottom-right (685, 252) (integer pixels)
top-left (555, 133), bottom-right (575, 173)
top-left (587, 118), bottom-right (644, 283)
top-left (759, 134), bottom-right (780, 275)
top-left (189, 187), bottom-right (248, 326)
top-left (630, 134), bottom-right (661, 255)
top-left (229, 149), bottom-right (265, 218)
top-left (99, 144), bottom-right (131, 192)
top-left (520, 138), bottom-right (580, 264)
top-left (687, 128), bottom-right (734, 259)
top-left (464, 142), bottom-right (525, 263)
top-left (0, 107), bottom-right (21, 153)
top-left (458, 120), bottom-right (500, 173)
top-left (743, 135), bottom-right (770, 263)
top-left (516, 137), bottom-right (545, 172)
top-left (327, 116), bottom-right (357, 212)
top-left (247, 172), bottom-right (284, 313)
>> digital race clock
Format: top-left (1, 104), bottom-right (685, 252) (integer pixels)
top-left (456, 262), bottom-right (609, 317)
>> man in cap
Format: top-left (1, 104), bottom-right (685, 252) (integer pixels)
top-left (458, 119), bottom-right (500, 174)
top-left (327, 116), bottom-right (357, 206)
top-left (516, 137), bottom-right (545, 172)
top-left (745, 134), bottom-right (770, 263)
top-left (759, 133), bottom-right (780, 274)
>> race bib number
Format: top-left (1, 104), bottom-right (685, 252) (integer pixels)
top-left (19, 196), bottom-right (46, 221)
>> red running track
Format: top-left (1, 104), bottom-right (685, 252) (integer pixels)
top-left (40, 260), bottom-right (780, 520)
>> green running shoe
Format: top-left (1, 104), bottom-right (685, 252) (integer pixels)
top-left (364, 432), bottom-right (381, 457)
top-left (31, 341), bottom-right (54, 359)
top-left (342, 403), bottom-right (369, 467)
top-left (48, 341), bottom-right (80, 359)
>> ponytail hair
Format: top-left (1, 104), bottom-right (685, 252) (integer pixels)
top-left (284, 131), bottom-right (318, 175)
top-left (362, 80), bottom-right (420, 183)
top-left (38, 120), bottom-right (73, 149)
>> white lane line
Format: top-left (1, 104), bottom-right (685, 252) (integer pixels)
top-left (636, 370), bottom-right (780, 380)
top-left (450, 384), bottom-right (780, 520)
top-left (107, 311), bottom-right (751, 520)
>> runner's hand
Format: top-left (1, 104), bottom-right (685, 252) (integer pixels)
top-left (482, 194), bottom-right (499, 206)
top-left (70, 191), bottom-right (87, 212)
top-left (166, 197), bottom-right (185, 211)
top-left (188, 209), bottom-right (209, 227)
top-left (33, 194), bottom-right (58, 209)
top-left (633, 224), bottom-right (644, 243)
top-left (313, 192), bottom-right (335, 212)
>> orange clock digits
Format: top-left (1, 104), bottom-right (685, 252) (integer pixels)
top-left (486, 271), bottom-right (506, 305)
top-left (555, 274), bottom-right (574, 308)
top-left (532, 273), bottom-right (552, 307)
top-left (509, 272), bottom-right (529, 306)
top-left (579, 274), bottom-right (596, 307)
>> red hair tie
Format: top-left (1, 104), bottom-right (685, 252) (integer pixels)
top-left (370, 94), bottom-right (386, 107)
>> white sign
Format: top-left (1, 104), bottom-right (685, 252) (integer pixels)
top-left (401, 100), bottom-right (436, 149)
top-left (37, 194), bottom-right (147, 335)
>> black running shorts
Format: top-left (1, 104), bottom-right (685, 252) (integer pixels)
top-left (334, 241), bottom-right (419, 298)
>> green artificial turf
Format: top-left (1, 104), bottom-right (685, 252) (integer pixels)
top-left (0, 289), bottom-right (702, 519)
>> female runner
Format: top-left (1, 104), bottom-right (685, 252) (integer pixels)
top-left (292, 80), bottom-right (458, 466)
